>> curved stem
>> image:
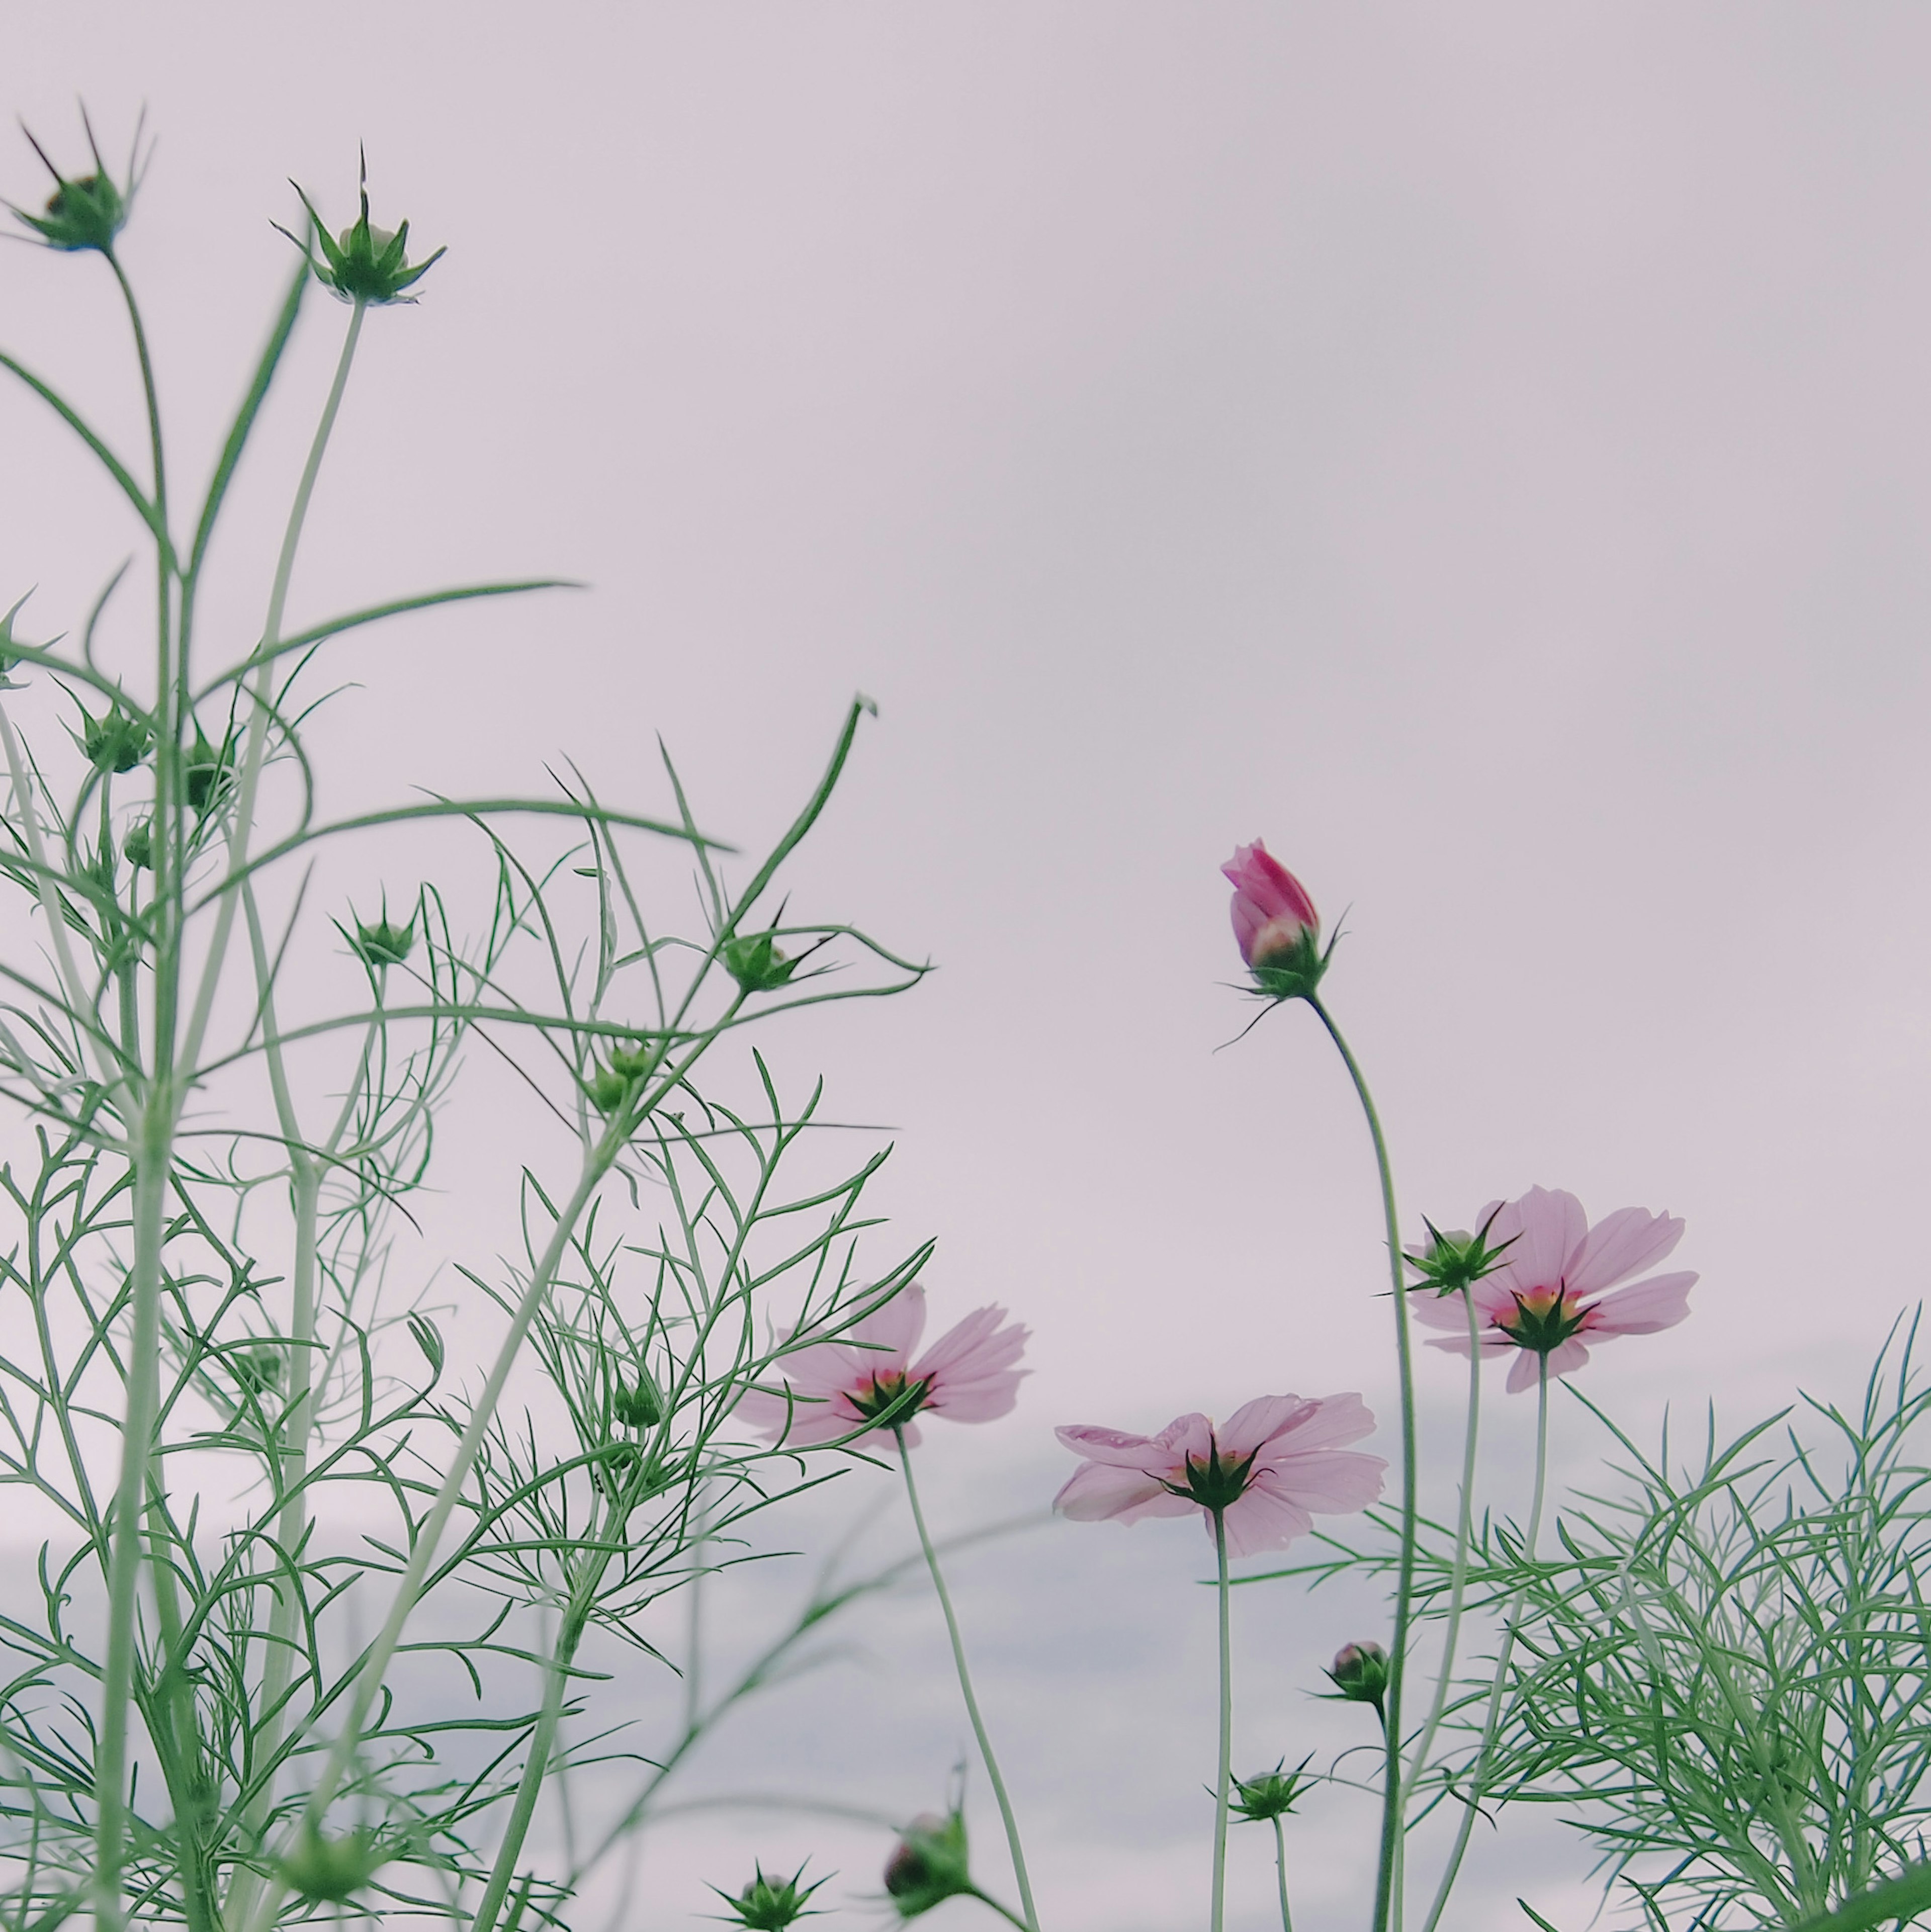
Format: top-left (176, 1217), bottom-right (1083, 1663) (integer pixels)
top-left (896, 1429), bottom-right (1039, 1932)
top-left (1402, 1286), bottom-right (1484, 1799)
top-left (1272, 1815), bottom-right (1295, 1932)
top-left (1420, 1356), bottom-right (1549, 1932)
top-left (1305, 994), bottom-right (1414, 1932)
top-left (1212, 1508), bottom-right (1233, 1932)
top-left (968, 1886), bottom-right (1036, 1930)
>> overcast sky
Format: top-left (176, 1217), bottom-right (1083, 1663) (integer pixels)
top-left (6, 7), bottom-right (1930, 1928)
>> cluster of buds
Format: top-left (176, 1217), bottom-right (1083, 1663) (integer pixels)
top-left (587, 1036), bottom-right (656, 1113)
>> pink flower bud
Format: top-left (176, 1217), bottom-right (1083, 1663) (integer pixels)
top-left (1221, 840), bottom-right (1320, 969)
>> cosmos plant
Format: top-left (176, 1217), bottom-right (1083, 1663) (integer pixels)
top-left (0, 110), bottom-right (1923, 1932)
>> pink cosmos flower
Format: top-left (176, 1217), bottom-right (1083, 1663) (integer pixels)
top-left (1410, 1185), bottom-right (1696, 1393)
top-left (1054, 1393), bottom-right (1385, 1559)
top-left (737, 1284), bottom-right (1027, 1449)
top-left (1222, 840), bottom-right (1320, 970)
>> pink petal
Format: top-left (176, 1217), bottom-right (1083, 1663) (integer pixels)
top-left (929, 1369), bottom-right (1027, 1423)
top-left (913, 1306), bottom-right (1024, 1379)
top-left (845, 1283), bottom-right (928, 1362)
top-left (1217, 1394), bottom-right (1313, 1459)
top-left (1504, 1348), bottom-right (1550, 1394)
top-left (1053, 1460), bottom-right (1191, 1523)
top-left (1566, 1207), bottom-right (1685, 1298)
top-left (1409, 1294), bottom-right (1473, 1334)
top-left (1257, 1446), bottom-right (1387, 1514)
top-left (1221, 840), bottom-right (1319, 929)
top-left (1219, 1481), bottom-right (1315, 1556)
top-left (1581, 1270), bottom-right (1695, 1337)
top-left (1487, 1188), bottom-right (1588, 1301)
top-left (1055, 1421), bottom-right (1181, 1474)
top-left (1257, 1390), bottom-right (1378, 1454)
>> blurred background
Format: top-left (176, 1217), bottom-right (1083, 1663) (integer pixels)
top-left (5, 6), bottom-right (1929, 1926)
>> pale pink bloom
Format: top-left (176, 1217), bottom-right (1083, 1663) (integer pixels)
top-left (1411, 1185), bottom-right (1696, 1393)
top-left (1054, 1393), bottom-right (1385, 1559)
top-left (1221, 840), bottom-right (1320, 969)
top-left (737, 1284), bottom-right (1027, 1449)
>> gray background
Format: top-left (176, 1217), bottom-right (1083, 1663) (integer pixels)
top-left (5, 7), bottom-right (1929, 1927)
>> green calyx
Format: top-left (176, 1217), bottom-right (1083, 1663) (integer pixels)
top-left (612, 1376), bottom-right (663, 1430)
top-left (710, 1861), bottom-right (827, 1929)
top-left (123, 820), bottom-right (153, 870)
top-left (1403, 1208), bottom-right (1518, 1298)
top-left (845, 1370), bottom-right (931, 1430)
top-left (1247, 924), bottom-right (1336, 1003)
top-left (276, 1826), bottom-right (386, 1904)
top-left (1496, 1289), bottom-right (1588, 1355)
top-left (1172, 1442), bottom-right (1259, 1514)
top-left (281, 148), bottom-right (447, 305)
top-left (80, 705), bottom-right (153, 775)
top-left (0, 590), bottom-right (40, 688)
top-left (1231, 1757), bottom-right (1312, 1823)
top-left (722, 930), bottom-right (799, 996)
top-left (1324, 1640), bottom-right (1390, 1708)
top-left (350, 911), bottom-right (416, 969)
top-left (8, 115), bottom-right (140, 254)
top-left (884, 1811), bottom-right (974, 1918)
top-left (184, 728), bottom-right (236, 816)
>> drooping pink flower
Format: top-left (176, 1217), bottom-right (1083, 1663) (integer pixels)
top-left (1221, 840), bottom-right (1320, 971)
top-left (1410, 1185), bottom-right (1695, 1393)
top-left (1054, 1393), bottom-right (1385, 1559)
top-left (737, 1284), bottom-right (1027, 1449)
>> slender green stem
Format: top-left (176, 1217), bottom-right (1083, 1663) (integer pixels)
top-left (1272, 1815), bottom-right (1295, 1932)
top-left (896, 1428), bottom-right (1040, 1932)
top-left (1305, 994), bottom-right (1414, 1932)
top-left (1212, 1508), bottom-right (1233, 1932)
top-left (1420, 1357), bottom-right (1549, 1932)
top-left (968, 1887), bottom-right (1035, 1930)
top-left (1402, 1287), bottom-right (1484, 1800)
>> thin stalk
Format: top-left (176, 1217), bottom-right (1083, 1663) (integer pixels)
top-left (1402, 1286), bottom-right (1484, 1797)
top-left (1272, 1816), bottom-right (1295, 1932)
top-left (896, 1428), bottom-right (1039, 1932)
top-left (1305, 993), bottom-right (1414, 1932)
top-left (1212, 1508), bottom-right (1233, 1932)
top-left (1420, 1356), bottom-right (1550, 1932)
top-left (180, 299), bottom-right (365, 1083)
top-left (968, 1888), bottom-right (1035, 1930)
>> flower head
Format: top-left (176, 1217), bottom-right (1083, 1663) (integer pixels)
top-left (1402, 1209), bottom-right (1518, 1298)
top-left (1410, 1185), bottom-right (1695, 1393)
top-left (1055, 1392), bottom-right (1384, 1559)
top-left (8, 111), bottom-right (145, 254)
top-left (883, 1811), bottom-right (974, 1918)
top-left (280, 149), bottom-right (446, 305)
top-left (737, 1284), bottom-right (1027, 1449)
top-left (1325, 1640), bottom-right (1390, 1710)
top-left (1230, 1759), bottom-right (1311, 1823)
top-left (1222, 840), bottom-right (1331, 1000)
top-left (709, 1861), bottom-right (827, 1929)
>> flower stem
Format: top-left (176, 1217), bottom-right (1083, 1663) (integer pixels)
top-left (968, 1886), bottom-right (1036, 1930)
top-left (895, 1429), bottom-right (1039, 1932)
top-left (1402, 1286), bottom-right (1484, 1802)
top-left (1212, 1507), bottom-right (1233, 1932)
top-left (1419, 1356), bottom-right (1550, 1932)
top-left (1272, 1815), bottom-right (1295, 1932)
top-left (1305, 994), bottom-right (1414, 1932)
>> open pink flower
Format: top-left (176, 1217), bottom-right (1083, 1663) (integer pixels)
top-left (737, 1284), bottom-right (1027, 1449)
top-left (1054, 1393), bottom-right (1384, 1558)
top-left (1222, 840), bottom-right (1320, 970)
top-left (1411, 1185), bottom-right (1695, 1393)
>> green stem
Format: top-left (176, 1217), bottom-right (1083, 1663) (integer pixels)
top-left (1212, 1508), bottom-right (1232, 1932)
top-left (1272, 1815), bottom-right (1295, 1932)
top-left (1420, 1356), bottom-right (1549, 1932)
top-left (896, 1429), bottom-right (1039, 1932)
top-left (1305, 994), bottom-right (1414, 1932)
top-left (968, 1887), bottom-right (1035, 1930)
top-left (1402, 1286), bottom-right (1484, 1800)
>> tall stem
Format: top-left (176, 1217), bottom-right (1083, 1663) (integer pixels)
top-left (1402, 1287), bottom-right (1484, 1801)
top-left (1211, 1508), bottom-right (1233, 1932)
top-left (896, 1429), bottom-right (1039, 1932)
top-left (1304, 994), bottom-right (1414, 1932)
top-left (1420, 1357), bottom-right (1549, 1932)
top-left (1272, 1816), bottom-right (1295, 1932)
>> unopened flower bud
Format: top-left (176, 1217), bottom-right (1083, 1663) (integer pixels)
top-left (1326, 1640), bottom-right (1390, 1709)
top-left (1403, 1209), bottom-right (1517, 1299)
top-left (350, 913), bottom-right (415, 969)
top-left (81, 705), bottom-right (152, 775)
top-left (184, 728), bottom-right (236, 816)
top-left (1230, 1759), bottom-right (1309, 1823)
top-left (609, 1037), bottom-right (654, 1079)
top-left (709, 1861), bottom-right (826, 1929)
top-left (612, 1376), bottom-right (663, 1430)
top-left (123, 820), bottom-right (153, 870)
top-left (7, 114), bottom-right (140, 254)
top-left (1221, 840), bottom-right (1332, 1002)
top-left (276, 1826), bottom-right (384, 1904)
top-left (281, 150), bottom-right (446, 306)
top-left (884, 1811), bottom-right (974, 1919)
top-left (722, 931), bottom-right (798, 997)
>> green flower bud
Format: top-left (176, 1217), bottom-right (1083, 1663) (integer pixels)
top-left (1230, 1758), bottom-right (1310, 1823)
top-left (588, 1064), bottom-right (631, 1113)
top-left (80, 705), bottom-right (152, 775)
top-left (722, 931), bottom-right (799, 997)
top-left (232, 1345), bottom-right (283, 1396)
top-left (350, 914), bottom-right (415, 969)
top-left (612, 1376), bottom-right (663, 1430)
top-left (1403, 1209), bottom-right (1517, 1299)
top-left (1325, 1640), bottom-right (1390, 1710)
top-left (184, 728), bottom-right (236, 817)
top-left (280, 150), bottom-right (447, 306)
top-left (276, 1827), bottom-right (384, 1905)
top-left (710, 1861), bottom-right (827, 1929)
top-left (884, 1811), bottom-right (974, 1919)
top-left (123, 820), bottom-right (153, 870)
top-left (7, 113), bottom-right (141, 255)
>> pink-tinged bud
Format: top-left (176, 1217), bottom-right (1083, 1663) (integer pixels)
top-left (1221, 840), bottom-right (1332, 1001)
